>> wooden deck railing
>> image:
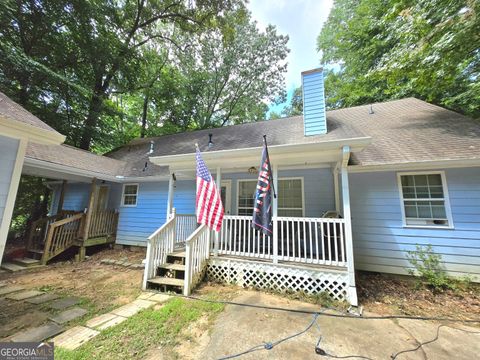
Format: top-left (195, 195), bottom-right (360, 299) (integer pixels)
top-left (217, 215), bottom-right (347, 267)
top-left (41, 213), bottom-right (84, 264)
top-left (27, 210), bottom-right (81, 251)
top-left (88, 210), bottom-right (119, 238)
top-left (184, 224), bottom-right (210, 295)
top-left (143, 214), bottom-right (177, 289)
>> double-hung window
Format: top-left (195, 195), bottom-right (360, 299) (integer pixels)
top-left (398, 172), bottom-right (452, 228)
top-left (237, 178), bottom-right (304, 217)
top-left (122, 184), bottom-right (138, 207)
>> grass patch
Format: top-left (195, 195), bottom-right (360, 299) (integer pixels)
top-left (55, 298), bottom-right (224, 360)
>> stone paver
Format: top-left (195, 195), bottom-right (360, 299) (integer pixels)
top-left (52, 326), bottom-right (99, 350)
top-left (9, 322), bottom-right (63, 342)
top-left (86, 313), bottom-right (118, 328)
top-left (149, 293), bottom-right (171, 303)
top-left (6, 290), bottom-right (43, 301)
top-left (0, 285), bottom-right (25, 296)
top-left (26, 293), bottom-right (60, 304)
top-left (0, 281), bottom-right (6, 287)
top-left (49, 297), bottom-right (80, 310)
top-left (49, 307), bottom-right (88, 324)
top-left (111, 299), bottom-right (154, 318)
top-left (96, 315), bottom-right (127, 330)
top-left (137, 292), bottom-right (155, 300)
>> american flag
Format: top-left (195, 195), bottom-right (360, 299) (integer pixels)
top-left (196, 148), bottom-right (224, 232)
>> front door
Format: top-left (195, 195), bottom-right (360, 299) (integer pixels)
top-left (95, 185), bottom-right (109, 212)
top-left (220, 180), bottom-right (232, 215)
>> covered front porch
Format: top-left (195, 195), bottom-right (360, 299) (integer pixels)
top-left (144, 139), bottom-right (370, 305)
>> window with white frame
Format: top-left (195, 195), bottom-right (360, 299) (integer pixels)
top-left (398, 172), bottom-right (452, 227)
top-left (122, 184), bottom-right (138, 206)
top-left (237, 178), bottom-right (304, 217)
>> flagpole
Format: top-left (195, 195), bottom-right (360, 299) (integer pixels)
top-left (263, 135), bottom-right (277, 199)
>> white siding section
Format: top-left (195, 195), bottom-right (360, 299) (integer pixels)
top-left (350, 168), bottom-right (480, 281)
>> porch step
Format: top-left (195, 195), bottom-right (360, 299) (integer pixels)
top-left (159, 263), bottom-right (185, 271)
top-left (148, 277), bottom-right (184, 287)
top-left (28, 249), bottom-right (44, 254)
top-left (12, 257), bottom-right (41, 267)
top-left (1, 262), bottom-right (26, 272)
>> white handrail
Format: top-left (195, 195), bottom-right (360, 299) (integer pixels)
top-left (184, 224), bottom-right (210, 295)
top-left (143, 212), bottom-right (177, 290)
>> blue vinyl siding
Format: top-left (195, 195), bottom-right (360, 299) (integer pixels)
top-left (350, 167), bottom-right (480, 280)
top-left (0, 135), bottom-right (19, 222)
top-left (302, 70), bottom-right (327, 136)
top-left (50, 183), bottom-right (91, 213)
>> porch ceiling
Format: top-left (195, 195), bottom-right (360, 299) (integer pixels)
top-left (150, 137), bottom-right (371, 175)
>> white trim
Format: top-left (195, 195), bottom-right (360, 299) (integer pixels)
top-left (121, 183), bottom-right (139, 207)
top-left (0, 115), bottom-right (65, 145)
top-left (349, 158), bottom-right (480, 173)
top-left (0, 138), bottom-right (27, 264)
top-left (396, 171), bottom-right (454, 229)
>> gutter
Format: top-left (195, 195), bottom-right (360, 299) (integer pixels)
top-left (348, 158), bottom-right (480, 173)
top-left (0, 116), bottom-right (65, 145)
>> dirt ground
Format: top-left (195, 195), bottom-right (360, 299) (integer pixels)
top-left (0, 247), bottom-right (145, 339)
top-left (357, 272), bottom-right (480, 321)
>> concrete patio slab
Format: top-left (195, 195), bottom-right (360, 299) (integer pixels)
top-left (9, 322), bottom-right (63, 342)
top-left (5, 290), bottom-right (43, 301)
top-left (52, 326), bottom-right (99, 350)
top-left (49, 307), bottom-right (88, 324)
top-left (199, 291), bottom-right (480, 360)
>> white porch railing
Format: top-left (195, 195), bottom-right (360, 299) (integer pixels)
top-left (143, 215), bottom-right (176, 290)
top-left (175, 213), bottom-right (198, 244)
top-left (184, 224), bottom-right (211, 295)
top-left (217, 215), bottom-right (347, 267)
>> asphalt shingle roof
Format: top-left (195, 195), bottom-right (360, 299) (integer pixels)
top-left (24, 98), bottom-right (480, 179)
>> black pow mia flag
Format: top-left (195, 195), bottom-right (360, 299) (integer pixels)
top-left (252, 137), bottom-right (275, 237)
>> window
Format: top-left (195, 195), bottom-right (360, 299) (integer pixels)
top-left (398, 172), bottom-right (452, 228)
top-left (122, 184), bottom-right (138, 206)
top-left (278, 178), bottom-right (304, 216)
top-left (237, 178), bottom-right (304, 217)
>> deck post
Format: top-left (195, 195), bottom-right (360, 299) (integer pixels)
top-left (57, 180), bottom-right (67, 214)
top-left (333, 164), bottom-right (340, 213)
top-left (272, 163), bottom-right (279, 264)
top-left (214, 167), bottom-right (221, 256)
top-left (341, 146), bottom-right (358, 306)
top-left (166, 173), bottom-right (175, 219)
top-left (81, 178), bottom-right (97, 259)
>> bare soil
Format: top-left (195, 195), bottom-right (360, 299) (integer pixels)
top-left (357, 271), bottom-right (480, 321)
top-left (0, 247), bottom-right (145, 338)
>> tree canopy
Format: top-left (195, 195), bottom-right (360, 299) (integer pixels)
top-left (317, 0), bottom-right (479, 118)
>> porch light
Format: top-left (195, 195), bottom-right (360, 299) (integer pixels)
top-left (248, 166), bottom-right (257, 174)
top-left (208, 133), bottom-right (213, 148)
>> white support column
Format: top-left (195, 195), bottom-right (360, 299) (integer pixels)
top-left (0, 138), bottom-right (27, 265)
top-left (272, 163), bottom-right (279, 264)
top-left (166, 173), bottom-right (175, 219)
top-left (214, 167), bottom-right (221, 256)
top-left (333, 163), bottom-right (340, 213)
top-left (341, 146), bottom-right (358, 306)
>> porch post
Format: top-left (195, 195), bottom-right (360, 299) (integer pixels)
top-left (166, 173), bottom-right (175, 219)
top-left (333, 164), bottom-right (340, 213)
top-left (57, 180), bottom-right (67, 214)
top-left (214, 167), bottom-right (221, 256)
top-left (341, 146), bottom-right (358, 306)
top-left (272, 163), bottom-right (279, 264)
top-left (82, 178), bottom-right (97, 243)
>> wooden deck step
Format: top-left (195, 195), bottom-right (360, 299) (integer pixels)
top-left (159, 263), bottom-right (185, 271)
top-left (28, 249), bottom-right (44, 255)
top-left (12, 258), bottom-right (41, 267)
top-left (1, 262), bottom-right (26, 272)
top-left (170, 251), bottom-right (186, 258)
top-left (148, 277), bottom-right (184, 287)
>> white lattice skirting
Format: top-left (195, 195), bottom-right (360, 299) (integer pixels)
top-left (207, 257), bottom-right (349, 302)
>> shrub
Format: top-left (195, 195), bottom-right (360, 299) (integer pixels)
top-left (406, 244), bottom-right (454, 290)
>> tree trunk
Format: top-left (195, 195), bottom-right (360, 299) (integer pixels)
top-left (141, 93), bottom-right (149, 138)
top-left (80, 92), bottom-right (104, 150)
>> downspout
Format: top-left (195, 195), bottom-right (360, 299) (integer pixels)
top-left (341, 145), bottom-right (358, 306)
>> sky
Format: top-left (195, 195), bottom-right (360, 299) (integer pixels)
top-left (247, 0), bottom-right (334, 115)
